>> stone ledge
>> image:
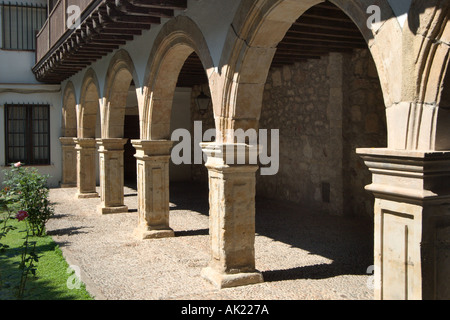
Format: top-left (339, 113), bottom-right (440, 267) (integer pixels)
top-left (201, 266), bottom-right (264, 289)
top-left (133, 224), bottom-right (175, 240)
top-left (76, 192), bottom-right (99, 199)
top-left (97, 205), bottom-right (129, 215)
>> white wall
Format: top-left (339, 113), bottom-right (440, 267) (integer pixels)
top-left (0, 51), bottom-right (41, 84)
top-left (0, 0), bottom-right (63, 187)
top-left (66, 0), bottom-right (241, 96)
top-left (0, 0), bottom-right (242, 188)
top-left (0, 86), bottom-right (63, 187)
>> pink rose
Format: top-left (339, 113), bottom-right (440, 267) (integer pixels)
top-left (14, 162), bottom-right (22, 168)
top-left (16, 210), bottom-right (28, 221)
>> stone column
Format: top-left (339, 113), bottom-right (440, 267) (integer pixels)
top-left (132, 140), bottom-right (174, 239)
top-left (357, 148), bottom-right (450, 300)
top-left (59, 137), bottom-right (77, 188)
top-left (97, 138), bottom-right (128, 214)
top-left (201, 142), bottom-right (264, 289)
top-left (75, 138), bottom-right (99, 199)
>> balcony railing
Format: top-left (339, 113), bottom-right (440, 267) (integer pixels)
top-left (33, 0), bottom-right (188, 83)
top-left (35, 0), bottom-right (94, 62)
top-left (1, 2), bottom-right (47, 51)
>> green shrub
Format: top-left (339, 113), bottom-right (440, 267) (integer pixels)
top-left (2, 162), bottom-right (54, 237)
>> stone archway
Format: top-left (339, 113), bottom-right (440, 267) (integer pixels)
top-left (96, 50), bottom-right (140, 214)
top-left (75, 68), bottom-right (101, 199)
top-left (357, 1), bottom-right (450, 300)
top-left (435, 63), bottom-right (450, 149)
top-left (60, 81), bottom-right (78, 187)
top-left (62, 81), bottom-right (77, 138)
top-left (79, 68), bottom-right (101, 139)
top-left (198, 0), bottom-right (396, 290)
top-left (141, 16), bottom-right (214, 140)
top-left (215, 0), bottom-right (396, 139)
top-left (408, 2), bottom-right (450, 151)
top-left (132, 16), bottom-right (214, 240)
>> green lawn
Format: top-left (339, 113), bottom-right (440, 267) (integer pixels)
top-left (0, 214), bottom-right (93, 300)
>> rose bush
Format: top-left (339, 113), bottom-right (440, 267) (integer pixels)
top-left (2, 162), bottom-right (54, 236)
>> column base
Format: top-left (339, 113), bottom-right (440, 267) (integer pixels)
top-left (201, 266), bottom-right (264, 289)
top-left (97, 205), bottom-right (129, 214)
top-left (133, 224), bottom-right (175, 240)
top-left (76, 192), bottom-right (99, 199)
top-left (60, 183), bottom-right (77, 188)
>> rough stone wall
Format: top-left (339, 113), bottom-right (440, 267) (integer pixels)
top-left (186, 49), bottom-right (386, 217)
top-left (342, 49), bottom-right (387, 217)
top-left (256, 49), bottom-right (386, 217)
top-left (257, 56), bottom-right (333, 214)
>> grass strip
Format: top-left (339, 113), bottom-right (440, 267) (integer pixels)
top-left (0, 214), bottom-right (93, 300)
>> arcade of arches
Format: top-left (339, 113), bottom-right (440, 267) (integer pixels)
top-left (58, 1), bottom-right (450, 300)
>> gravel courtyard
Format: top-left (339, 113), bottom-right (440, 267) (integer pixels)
top-left (46, 182), bottom-right (374, 300)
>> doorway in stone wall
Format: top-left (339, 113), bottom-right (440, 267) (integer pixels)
top-left (124, 114), bottom-right (139, 186)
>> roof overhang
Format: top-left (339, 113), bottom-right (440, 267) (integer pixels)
top-left (32, 0), bottom-right (187, 83)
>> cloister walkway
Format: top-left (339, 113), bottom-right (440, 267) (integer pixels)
top-left (47, 182), bottom-right (374, 300)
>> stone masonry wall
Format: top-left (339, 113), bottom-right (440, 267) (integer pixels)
top-left (256, 49), bottom-right (386, 217)
top-left (257, 56), bottom-right (333, 214)
top-left (187, 49), bottom-right (386, 217)
top-left (342, 49), bottom-right (387, 217)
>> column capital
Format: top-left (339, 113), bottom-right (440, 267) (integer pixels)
top-left (96, 138), bottom-right (128, 152)
top-left (201, 142), bottom-right (260, 171)
top-left (74, 138), bottom-right (97, 149)
top-left (59, 137), bottom-right (76, 145)
top-left (131, 139), bottom-right (174, 159)
top-left (357, 148), bottom-right (450, 204)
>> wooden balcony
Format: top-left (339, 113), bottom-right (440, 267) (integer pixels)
top-left (33, 0), bottom-right (187, 83)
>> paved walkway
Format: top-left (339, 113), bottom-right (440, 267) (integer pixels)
top-left (46, 182), bottom-right (374, 300)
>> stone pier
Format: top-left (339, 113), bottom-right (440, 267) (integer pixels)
top-left (59, 137), bottom-right (77, 188)
top-left (75, 138), bottom-right (99, 199)
top-left (201, 142), bottom-right (264, 289)
top-left (132, 140), bottom-right (174, 239)
top-left (97, 138), bottom-right (128, 214)
top-left (357, 148), bottom-right (450, 300)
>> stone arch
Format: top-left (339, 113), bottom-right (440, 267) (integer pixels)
top-left (217, 0), bottom-right (396, 141)
top-left (405, 2), bottom-right (450, 150)
top-left (142, 15), bottom-right (214, 140)
top-left (62, 81), bottom-right (77, 137)
top-left (79, 68), bottom-right (101, 139)
top-left (102, 49), bottom-right (140, 139)
top-left (435, 62), bottom-right (450, 150)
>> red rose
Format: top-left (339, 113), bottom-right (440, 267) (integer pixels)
top-left (16, 210), bottom-right (28, 221)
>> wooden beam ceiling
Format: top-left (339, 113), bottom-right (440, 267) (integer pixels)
top-left (271, 1), bottom-right (366, 68)
top-left (177, 1), bottom-right (366, 87)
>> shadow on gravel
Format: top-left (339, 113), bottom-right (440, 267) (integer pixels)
top-left (255, 197), bottom-right (374, 279)
top-left (126, 181), bottom-right (374, 280)
top-left (174, 229), bottom-right (209, 237)
top-left (46, 226), bottom-right (91, 237)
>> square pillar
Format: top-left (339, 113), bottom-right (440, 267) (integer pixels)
top-left (59, 137), bottom-right (77, 188)
top-left (75, 138), bottom-right (99, 199)
top-left (201, 143), bottom-right (264, 289)
top-left (357, 148), bottom-right (450, 300)
top-left (97, 138), bottom-right (128, 214)
top-left (131, 140), bottom-right (174, 239)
